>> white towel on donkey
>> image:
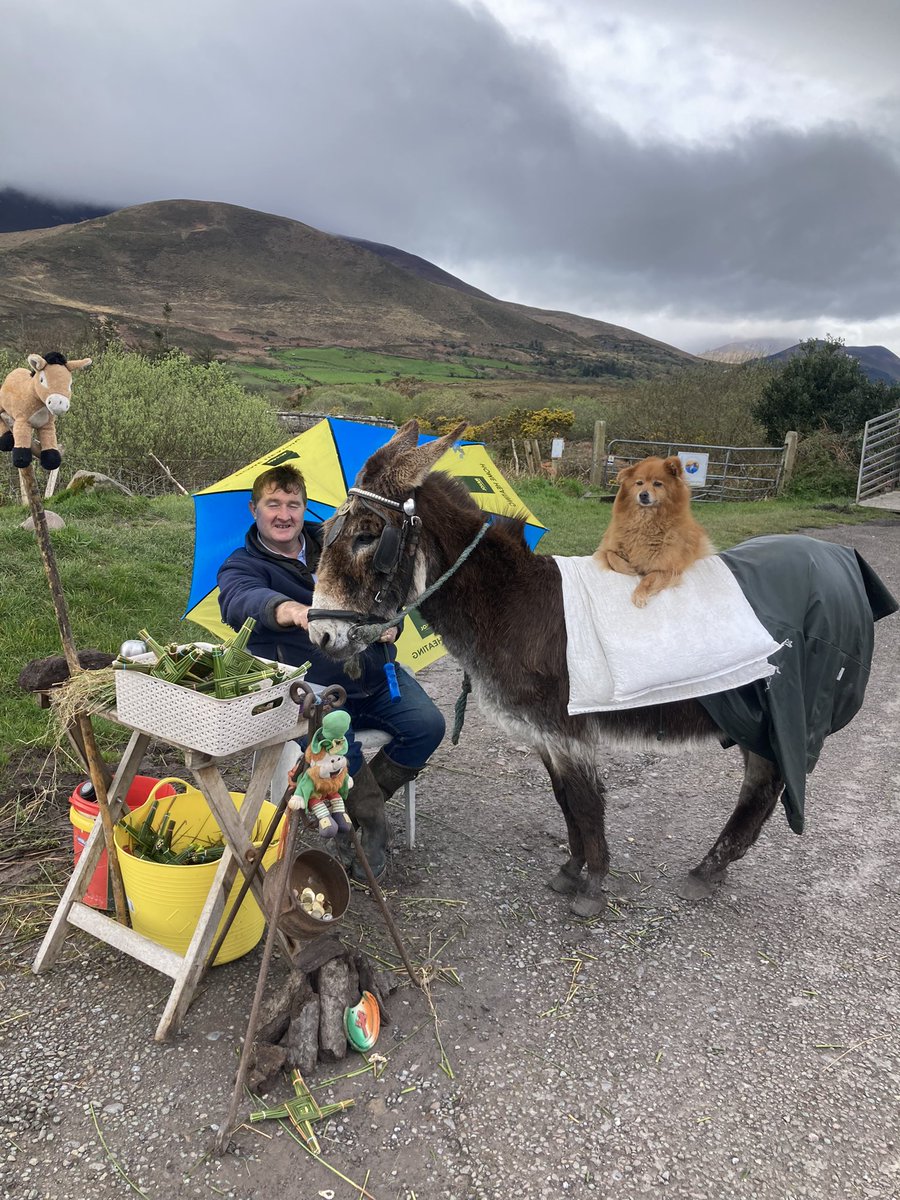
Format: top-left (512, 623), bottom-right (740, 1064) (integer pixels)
top-left (554, 554), bottom-right (782, 714)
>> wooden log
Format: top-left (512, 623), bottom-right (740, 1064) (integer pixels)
top-left (282, 996), bottom-right (321, 1077)
top-left (354, 952), bottom-right (396, 1026)
top-left (256, 973), bottom-right (305, 1044)
top-left (247, 1043), bottom-right (288, 1096)
top-left (317, 957), bottom-right (349, 1061)
top-left (345, 956), bottom-right (360, 1009)
top-left (292, 935), bottom-right (346, 975)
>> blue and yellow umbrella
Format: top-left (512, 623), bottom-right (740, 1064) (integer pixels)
top-left (185, 417), bottom-right (547, 670)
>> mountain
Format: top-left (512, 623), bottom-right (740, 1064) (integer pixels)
top-left (700, 338), bottom-right (795, 362)
top-left (339, 236), bottom-right (496, 301)
top-left (766, 341), bottom-right (900, 384)
top-left (0, 198), bottom-right (697, 372)
top-left (0, 187), bottom-right (113, 234)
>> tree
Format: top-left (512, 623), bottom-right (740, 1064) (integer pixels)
top-left (752, 336), bottom-right (891, 443)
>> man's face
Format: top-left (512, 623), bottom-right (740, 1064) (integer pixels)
top-left (251, 485), bottom-right (306, 553)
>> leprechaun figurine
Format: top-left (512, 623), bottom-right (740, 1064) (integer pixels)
top-left (292, 709), bottom-right (354, 838)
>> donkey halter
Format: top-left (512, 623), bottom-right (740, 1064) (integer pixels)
top-left (307, 486), bottom-right (422, 628)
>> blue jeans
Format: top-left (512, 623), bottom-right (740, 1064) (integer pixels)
top-left (344, 668), bottom-right (445, 774)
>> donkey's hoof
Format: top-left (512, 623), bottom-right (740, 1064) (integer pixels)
top-left (570, 891), bottom-right (607, 919)
top-left (547, 867), bottom-right (581, 895)
top-left (676, 870), bottom-right (722, 901)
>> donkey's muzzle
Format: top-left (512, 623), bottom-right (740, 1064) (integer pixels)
top-left (307, 609), bottom-right (369, 659)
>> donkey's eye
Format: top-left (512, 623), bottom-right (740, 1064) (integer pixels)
top-left (353, 534), bottom-right (378, 552)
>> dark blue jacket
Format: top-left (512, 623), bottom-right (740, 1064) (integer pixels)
top-left (217, 524), bottom-right (396, 703)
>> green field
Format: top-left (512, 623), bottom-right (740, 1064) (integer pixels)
top-left (241, 346), bottom-right (536, 387)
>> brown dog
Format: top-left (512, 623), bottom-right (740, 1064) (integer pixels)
top-left (594, 455), bottom-right (713, 607)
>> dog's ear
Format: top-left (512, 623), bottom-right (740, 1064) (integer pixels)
top-left (663, 456), bottom-right (684, 477)
top-left (616, 464), bottom-right (636, 483)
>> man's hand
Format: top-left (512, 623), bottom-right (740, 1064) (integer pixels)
top-left (378, 625), bottom-right (400, 644)
top-left (274, 600), bottom-right (310, 629)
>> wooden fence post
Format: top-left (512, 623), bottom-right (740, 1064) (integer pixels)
top-left (510, 438), bottom-right (520, 475)
top-left (530, 439), bottom-right (541, 471)
top-left (779, 431), bottom-right (798, 495)
top-left (590, 420), bottom-right (607, 488)
top-left (523, 440), bottom-right (535, 474)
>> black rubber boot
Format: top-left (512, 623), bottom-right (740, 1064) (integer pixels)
top-left (343, 760), bottom-right (390, 883)
top-left (368, 748), bottom-right (421, 803)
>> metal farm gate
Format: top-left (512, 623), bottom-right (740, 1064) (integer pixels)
top-left (856, 408), bottom-right (900, 509)
top-left (601, 438), bottom-right (787, 501)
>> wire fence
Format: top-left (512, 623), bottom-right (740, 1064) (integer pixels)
top-left (0, 454), bottom-right (256, 502)
top-left (1, 428), bottom-right (787, 504)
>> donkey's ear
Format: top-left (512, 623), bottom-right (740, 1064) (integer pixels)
top-left (358, 421), bottom-right (466, 493)
top-left (27, 354), bottom-right (46, 372)
top-left (391, 420), bottom-right (421, 452)
top-left (68, 358), bottom-right (92, 372)
top-left (355, 420), bottom-right (421, 488)
top-left (394, 422), bottom-right (467, 490)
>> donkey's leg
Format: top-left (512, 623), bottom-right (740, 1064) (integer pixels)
top-left (552, 755), bottom-right (610, 918)
top-left (678, 750), bottom-right (783, 900)
top-left (540, 753), bottom-right (585, 894)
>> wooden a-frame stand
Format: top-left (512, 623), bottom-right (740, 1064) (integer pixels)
top-left (33, 716), bottom-right (307, 1042)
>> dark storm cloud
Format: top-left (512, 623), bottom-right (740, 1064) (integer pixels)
top-left (3, 0), bottom-right (899, 324)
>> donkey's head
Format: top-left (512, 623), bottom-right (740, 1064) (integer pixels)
top-left (28, 352), bottom-right (92, 417)
top-left (309, 419), bottom-right (465, 659)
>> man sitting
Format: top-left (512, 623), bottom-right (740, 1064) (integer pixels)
top-left (217, 464), bottom-right (445, 879)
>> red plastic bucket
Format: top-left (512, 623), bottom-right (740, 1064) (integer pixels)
top-left (69, 775), bottom-right (176, 909)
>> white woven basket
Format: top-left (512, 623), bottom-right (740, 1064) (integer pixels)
top-left (114, 671), bottom-right (302, 757)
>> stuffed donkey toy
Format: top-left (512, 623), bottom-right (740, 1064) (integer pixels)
top-left (0, 351), bottom-right (91, 469)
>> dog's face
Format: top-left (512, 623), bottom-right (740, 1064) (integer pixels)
top-left (615, 455), bottom-right (689, 512)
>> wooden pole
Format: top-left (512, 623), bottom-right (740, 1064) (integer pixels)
top-left (44, 468), bottom-right (60, 500)
top-left (590, 419), bottom-right (607, 489)
top-left (20, 464), bottom-right (129, 925)
top-left (778, 430), bottom-right (799, 495)
top-left (347, 824), bottom-right (421, 987)
top-left (150, 452), bottom-right (189, 496)
top-left (215, 804), bottom-right (302, 1155)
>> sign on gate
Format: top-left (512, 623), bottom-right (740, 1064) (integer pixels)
top-left (677, 451), bottom-right (709, 487)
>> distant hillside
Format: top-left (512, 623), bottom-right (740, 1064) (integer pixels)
top-left (340, 236), bottom-right (496, 301)
top-left (766, 341), bottom-right (900, 384)
top-left (0, 188), bottom-right (113, 234)
top-left (0, 198), bottom-right (697, 374)
top-left (346, 235), bottom-right (695, 369)
top-left (701, 338), bottom-right (795, 362)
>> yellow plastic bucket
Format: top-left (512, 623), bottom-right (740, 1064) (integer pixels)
top-left (113, 777), bottom-right (284, 966)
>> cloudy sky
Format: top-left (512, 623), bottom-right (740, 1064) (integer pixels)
top-left (4, 0), bottom-right (900, 354)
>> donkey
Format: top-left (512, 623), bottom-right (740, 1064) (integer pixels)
top-left (0, 351), bottom-right (91, 469)
top-left (307, 421), bottom-right (888, 917)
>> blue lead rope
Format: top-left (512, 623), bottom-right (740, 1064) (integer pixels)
top-left (383, 644), bottom-right (401, 703)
